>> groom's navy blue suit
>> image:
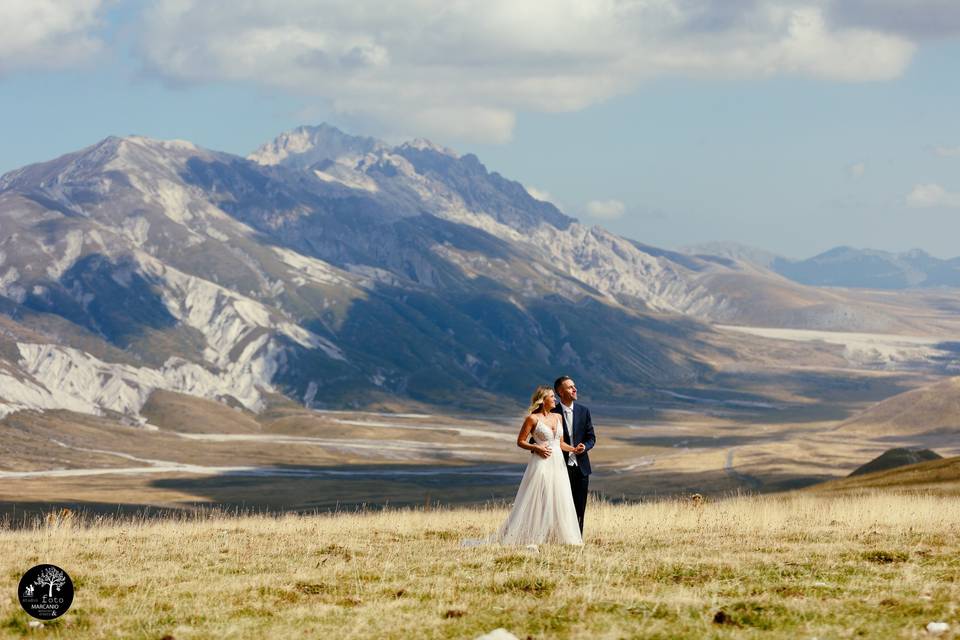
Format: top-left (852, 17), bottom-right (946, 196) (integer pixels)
top-left (553, 403), bottom-right (596, 534)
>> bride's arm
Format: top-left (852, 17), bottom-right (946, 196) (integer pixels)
top-left (516, 416), bottom-right (549, 458)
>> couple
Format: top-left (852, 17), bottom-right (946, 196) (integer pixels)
top-left (493, 376), bottom-right (596, 546)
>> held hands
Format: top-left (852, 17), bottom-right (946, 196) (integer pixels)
top-left (573, 443), bottom-right (586, 455)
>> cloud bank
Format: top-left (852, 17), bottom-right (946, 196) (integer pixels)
top-left (8, 1), bottom-right (956, 142)
top-left (828, 0), bottom-right (960, 39)
top-left (130, 0), bottom-right (919, 142)
top-left (0, 0), bottom-right (107, 74)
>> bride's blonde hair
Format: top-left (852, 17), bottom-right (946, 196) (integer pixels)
top-left (526, 385), bottom-right (554, 415)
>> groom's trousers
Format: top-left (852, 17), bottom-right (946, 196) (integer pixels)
top-left (567, 466), bottom-right (589, 534)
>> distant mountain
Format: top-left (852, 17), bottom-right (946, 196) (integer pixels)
top-left (0, 127), bottom-right (731, 423)
top-left (687, 244), bottom-right (960, 290)
top-left (848, 448), bottom-right (942, 477)
top-left (772, 246), bottom-right (960, 289)
top-left (0, 124), bottom-right (953, 427)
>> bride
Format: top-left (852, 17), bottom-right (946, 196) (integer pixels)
top-left (484, 385), bottom-right (584, 546)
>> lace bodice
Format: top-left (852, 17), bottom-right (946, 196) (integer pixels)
top-left (531, 417), bottom-right (561, 444)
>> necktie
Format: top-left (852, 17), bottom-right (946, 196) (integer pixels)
top-left (565, 406), bottom-right (577, 466)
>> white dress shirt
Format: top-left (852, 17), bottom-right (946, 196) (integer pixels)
top-left (561, 402), bottom-right (578, 467)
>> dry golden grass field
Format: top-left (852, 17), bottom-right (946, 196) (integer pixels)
top-left (2, 492), bottom-right (959, 639)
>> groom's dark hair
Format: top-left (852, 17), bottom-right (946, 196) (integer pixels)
top-left (554, 375), bottom-right (572, 393)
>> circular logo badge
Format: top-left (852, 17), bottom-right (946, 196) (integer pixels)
top-left (18, 565), bottom-right (74, 620)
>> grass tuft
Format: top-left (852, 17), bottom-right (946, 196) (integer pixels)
top-left (863, 549), bottom-right (909, 564)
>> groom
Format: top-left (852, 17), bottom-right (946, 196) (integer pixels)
top-left (552, 376), bottom-right (596, 534)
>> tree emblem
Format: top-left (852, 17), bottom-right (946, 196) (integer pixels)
top-left (34, 567), bottom-right (67, 599)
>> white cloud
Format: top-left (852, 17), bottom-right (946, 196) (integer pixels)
top-left (133, 0), bottom-right (916, 143)
top-left (526, 185), bottom-right (567, 211)
top-left (847, 162), bottom-right (866, 178)
top-left (526, 186), bottom-right (553, 203)
top-left (906, 183), bottom-right (960, 208)
top-left (0, 0), bottom-right (107, 74)
top-left (586, 199), bottom-right (626, 220)
top-left (934, 146), bottom-right (960, 157)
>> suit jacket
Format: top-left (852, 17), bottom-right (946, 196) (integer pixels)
top-left (552, 403), bottom-right (596, 477)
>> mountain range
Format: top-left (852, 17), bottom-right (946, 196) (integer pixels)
top-left (686, 242), bottom-right (960, 289)
top-left (0, 124), bottom-right (957, 428)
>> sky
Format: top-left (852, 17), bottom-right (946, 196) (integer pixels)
top-left (1, 1), bottom-right (960, 259)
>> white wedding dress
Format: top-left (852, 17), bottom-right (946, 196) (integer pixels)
top-left (476, 416), bottom-right (583, 546)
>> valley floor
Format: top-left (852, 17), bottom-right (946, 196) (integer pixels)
top-left (3, 339), bottom-right (960, 518)
top-left (2, 493), bottom-right (959, 639)
top-left (5, 310), bottom-right (960, 516)
top-left (4, 396), bottom-right (960, 517)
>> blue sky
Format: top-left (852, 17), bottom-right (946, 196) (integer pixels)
top-left (2, 1), bottom-right (959, 258)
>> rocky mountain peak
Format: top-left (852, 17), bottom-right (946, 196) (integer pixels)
top-left (681, 241), bottom-right (781, 268)
top-left (248, 123), bottom-right (384, 168)
top-left (399, 138), bottom-right (458, 158)
top-left (816, 246), bottom-right (864, 260)
top-left (0, 135), bottom-right (216, 196)
top-left (903, 247), bottom-right (933, 261)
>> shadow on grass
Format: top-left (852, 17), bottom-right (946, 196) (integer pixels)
top-left (0, 463), bottom-right (529, 527)
top-left (594, 368), bottom-right (920, 428)
top-left (597, 464), bottom-right (837, 502)
top-left (0, 460), bottom-right (846, 530)
top-left (612, 433), bottom-right (784, 449)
